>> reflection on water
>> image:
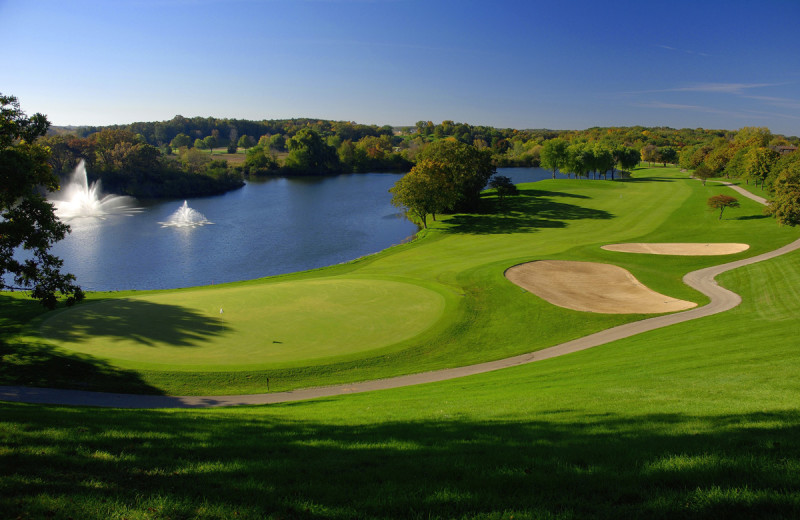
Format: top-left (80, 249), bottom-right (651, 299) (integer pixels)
top-left (48, 167), bottom-right (549, 291)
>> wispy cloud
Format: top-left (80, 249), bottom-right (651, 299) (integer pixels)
top-left (624, 82), bottom-right (784, 96)
top-left (670, 83), bottom-right (783, 94)
top-left (656, 44), bottom-right (710, 57)
top-left (743, 95), bottom-right (800, 110)
top-left (636, 101), bottom-right (800, 121)
top-left (634, 101), bottom-right (765, 119)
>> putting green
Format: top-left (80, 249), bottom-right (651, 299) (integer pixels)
top-left (39, 277), bottom-right (447, 370)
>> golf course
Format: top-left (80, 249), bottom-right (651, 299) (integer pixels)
top-left (3, 166), bottom-right (800, 518)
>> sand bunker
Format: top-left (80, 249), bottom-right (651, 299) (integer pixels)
top-left (505, 260), bottom-right (697, 314)
top-left (601, 243), bottom-right (749, 256)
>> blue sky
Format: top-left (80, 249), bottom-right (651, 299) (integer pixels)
top-left (2, 0), bottom-right (799, 135)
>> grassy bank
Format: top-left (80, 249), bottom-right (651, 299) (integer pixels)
top-left (2, 167), bottom-right (798, 395)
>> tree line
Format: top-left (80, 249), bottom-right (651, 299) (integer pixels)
top-left (40, 130), bottom-right (243, 199)
top-left (671, 126), bottom-right (800, 226)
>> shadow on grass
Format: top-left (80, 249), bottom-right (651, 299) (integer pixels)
top-left (0, 295), bottom-right (164, 394)
top-left (39, 298), bottom-right (231, 347)
top-left (1, 406), bottom-right (799, 519)
top-left (442, 189), bottom-right (613, 234)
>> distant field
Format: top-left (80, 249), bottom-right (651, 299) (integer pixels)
top-left (203, 148), bottom-right (287, 165)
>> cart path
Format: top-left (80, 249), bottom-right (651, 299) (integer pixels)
top-left (2, 182), bottom-right (794, 409)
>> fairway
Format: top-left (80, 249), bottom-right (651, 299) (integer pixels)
top-left (39, 277), bottom-right (447, 369)
top-left (13, 167), bottom-right (800, 395)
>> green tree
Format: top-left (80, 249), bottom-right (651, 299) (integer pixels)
top-left (0, 94), bottom-right (84, 308)
top-left (179, 146), bottom-right (211, 173)
top-left (704, 145), bottom-right (732, 175)
top-left (745, 147), bottom-right (779, 189)
top-left (284, 128), bottom-right (340, 174)
top-left (203, 135), bottom-right (217, 155)
top-left (707, 194), bottom-right (740, 220)
top-left (724, 148), bottom-right (749, 179)
top-left (540, 138), bottom-right (568, 179)
top-left (243, 145), bottom-right (279, 174)
top-left (692, 164), bottom-right (715, 186)
top-left (658, 146), bottom-right (677, 166)
top-left (416, 139), bottom-right (494, 212)
top-left (268, 134), bottom-right (286, 152)
top-left (565, 143), bottom-right (591, 179)
top-left (488, 175), bottom-right (518, 203)
top-left (767, 155), bottom-right (800, 226)
top-left (389, 159), bottom-right (450, 228)
top-left (591, 144), bottom-right (615, 179)
top-left (170, 133), bottom-right (191, 149)
top-left (237, 135), bottom-right (256, 152)
top-left (615, 146), bottom-right (640, 177)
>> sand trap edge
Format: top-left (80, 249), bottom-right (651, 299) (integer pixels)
top-left (505, 260), bottom-right (697, 314)
top-left (601, 243), bottom-right (750, 256)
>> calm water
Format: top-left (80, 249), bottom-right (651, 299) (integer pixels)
top-left (50, 167), bottom-right (550, 291)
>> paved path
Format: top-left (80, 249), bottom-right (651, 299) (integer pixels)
top-left (716, 181), bottom-right (769, 205)
top-left (2, 183), bottom-right (795, 409)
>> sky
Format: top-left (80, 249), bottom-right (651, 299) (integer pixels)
top-left (2, 0), bottom-right (799, 135)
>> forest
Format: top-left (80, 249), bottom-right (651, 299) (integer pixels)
top-left (44, 115), bottom-right (799, 200)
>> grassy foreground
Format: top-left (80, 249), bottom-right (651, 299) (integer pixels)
top-left (2, 167), bottom-right (800, 517)
top-left (2, 167), bottom-right (798, 395)
top-left (2, 239), bottom-right (800, 518)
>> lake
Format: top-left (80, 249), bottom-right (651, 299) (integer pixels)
top-left (50, 167), bottom-right (551, 291)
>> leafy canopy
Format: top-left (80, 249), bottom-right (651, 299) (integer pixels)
top-left (707, 194), bottom-right (740, 220)
top-left (0, 93), bottom-right (84, 308)
top-left (767, 153), bottom-right (800, 226)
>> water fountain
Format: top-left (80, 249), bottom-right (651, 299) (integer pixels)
top-left (160, 200), bottom-right (212, 228)
top-left (52, 160), bottom-right (138, 219)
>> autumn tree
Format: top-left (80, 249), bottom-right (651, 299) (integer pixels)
top-left (707, 194), bottom-right (740, 220)
top-left (640, 143), bottom-right (659, 166)
top-left (0, 93), bottom-right (84, 308)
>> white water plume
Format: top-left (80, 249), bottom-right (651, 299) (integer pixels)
top-left (52, 160), bottom-right (139, 219)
